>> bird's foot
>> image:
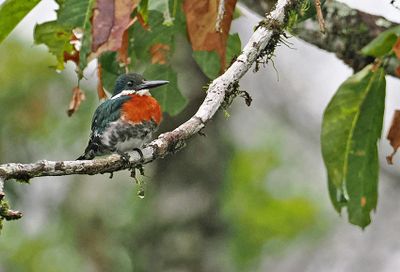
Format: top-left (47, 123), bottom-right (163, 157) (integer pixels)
top-left (117, 151), bottom-right (131, 168)
top-left (132, 148), bottom-right (145, 176)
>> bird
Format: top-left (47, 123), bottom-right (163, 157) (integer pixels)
top-left (77, 73), bottom-right (168, 161)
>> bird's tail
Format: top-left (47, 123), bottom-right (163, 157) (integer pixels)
top-left (76, 137), bottom-right (100, 160)
top-left (76, 145), bottom-right (95, 160)
top-left (76, 154), bottom-right (89, 160)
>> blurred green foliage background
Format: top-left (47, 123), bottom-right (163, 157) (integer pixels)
top-left (0, 38), bottom-right (324, 272)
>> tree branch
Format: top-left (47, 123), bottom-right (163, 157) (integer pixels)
top-left (0, 176), bottom-right (22, 224)
top-left (0, 0), bottom-right (296, 183)
top-left (293, 1), bottom-right (399, 75)
top-left (241, 0), bottom-right (400, 77)
top-left (0, 177), bottom-right (4, 200)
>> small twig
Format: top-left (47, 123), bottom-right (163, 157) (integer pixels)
top-left (216, 0), bottom-right (225, 32)
top-left (314, 0), bottom-right (326, 34)
top-left (0, 177), bottom-right (22, 221)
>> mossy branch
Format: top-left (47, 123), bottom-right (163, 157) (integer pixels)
top-left (241, 0), bottom-right (400, 77)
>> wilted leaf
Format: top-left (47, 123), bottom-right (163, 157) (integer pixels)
top-left (0, 0), bottom-right (41, 43)
top-left (67, 87), bottom-right (86, 116)
top-left (34, 21), bottom-right (75, 70)
top-left (386, 110), bottom-right (400, 164)
top-left (361, 25), bottom-right (400, 58)
top-left (321, 65), bottom-right (386, 228)
top-left (183, 0), bottom-right (237, 71)
top-left (393, 37), bottom-right (400, 59)
top-left (96, 64), bottom-right (108, 100)
top-left (91, 0), bottom-right (139, 56)
top-left (117, 29), bottom-right (130, 66)
top-left (136, 12), bottom-right (149, 30)
top-left (91, 0), bottom-right (114, 52)
top-left (63, 33), bottom-right (80, 65)
top-left (150, 43), bottom-right (170, 64)
top-left (63, 49), bottom-right (79, 65)
top-left (144, 64), bottom-right (187, 115)
top-left (192, 50), bottom-right (220, 79)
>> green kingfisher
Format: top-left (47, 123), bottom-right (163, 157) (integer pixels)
top-left (77, 73), bottom-right (168, 160)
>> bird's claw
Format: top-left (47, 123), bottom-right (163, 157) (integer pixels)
top-left (117, 152), bottom-right (131, 168)
top-left (132, 148), bottom-right (145, 176)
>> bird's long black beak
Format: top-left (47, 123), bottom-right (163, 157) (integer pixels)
top-left (137, 80), bottom-right (169, 90)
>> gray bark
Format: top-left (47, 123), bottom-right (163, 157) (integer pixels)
top-left (241, 0), bottom-right (400, 77)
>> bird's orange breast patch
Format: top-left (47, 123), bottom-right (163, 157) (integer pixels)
top-left (121, 94), bottom-right (162, 124)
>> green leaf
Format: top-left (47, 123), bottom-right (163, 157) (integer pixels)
top-left (144, 64), bottom-right (187, 115)
top-left (226, 33), bottom-right (241, 65)
top-left (98, 52), bottom-right (126, 91)
top-left (78, 0), bottom-right (95, 75)
top-left (131, 10), bottom-right (176, 63)
top-left (34, 0), bottom-right (93, 72)
top-left (148, 0), bottom-right (173, 25)
top-left (361, 25), bottom-right (400, 57)
top-left (0, 0), bottom-right (41, 43)
top-left (57, 0), bottom-right (92, 27)
top-left (34, 21), bottom-right (74, 70)
top-left (192, 51), bottom-right (221, 79)
top-left (321, 65), bottom-right (386, 228)
top-left (138, 0), bottom-right (149, 23)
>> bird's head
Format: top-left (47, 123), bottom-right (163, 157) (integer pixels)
top-left (112, 73), bottom-right (169, 98)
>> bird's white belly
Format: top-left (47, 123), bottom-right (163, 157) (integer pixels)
top-left (114, 137), bottom-right (145, 152)
top-left (100, 120), bottom-right (154, 152)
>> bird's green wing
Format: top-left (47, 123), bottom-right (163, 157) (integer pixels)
top-left (91, 96), bottom-right (130, 134)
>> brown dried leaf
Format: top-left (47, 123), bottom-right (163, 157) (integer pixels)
top-left (393, 37), bottom-right (400, 60)
top-left (64, 49), bottom-right (79, 65)
top-left (92, 0), bottom-right (139, 56)
top-left (183, 0), bottom-right (237, 70)
top-left (91, 0), bottom-right (114, 52)
top-left (67, 87), bottom-right (86, 117)
top-left (64, 33), bottom-right (80, 65)
top-left (136, 12), bottom-right (149, 30)
top-left (150, 43), bottom-right (170, 64)
top-left (386, 110), bottom-right (400, 164)
top-left (97, 64), bottom-right (108, 100)
top-left (117, 28), bottom-right (131, 66)
top-left (395, 66), bottom-right (400, 77)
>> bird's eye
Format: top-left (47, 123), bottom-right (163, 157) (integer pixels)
top-left (127, 81), bottom-right (133, 87)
